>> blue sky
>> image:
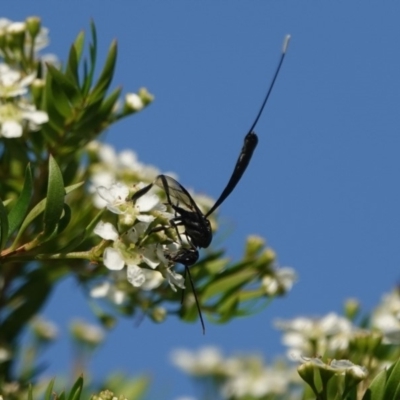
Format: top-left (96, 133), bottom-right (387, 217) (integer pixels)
top-left (4, 2), bottom-right (400, 399)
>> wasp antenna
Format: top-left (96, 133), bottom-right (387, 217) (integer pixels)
top-left (282, 34), bottom-right (291, 54)
top-left (246, 35), bottom-right (290, 135)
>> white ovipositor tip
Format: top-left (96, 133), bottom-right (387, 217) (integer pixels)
top-left (282, 34), bottom-right (291, 54)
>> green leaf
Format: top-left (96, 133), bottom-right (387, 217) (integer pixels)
top-left (0, 197), bottom-right (9, 251)
top-left (202, 266), bottom-right (255, 301)
top-left (11, 182), bottom-right (83, 248)
top-left (1, 268), bottom-right (53, 341)
top-left (364, 368), bottom-right (386, 400)
top-left (393, 383), bottom-right (400, 400)
top-left (59, 208), bottom-right (104, 252)
top-left (68, 376), bottom-right (83, 400)
top-left (384, 358), bottom-right (400, 399)
top-left (43, 73), bottom-right (66, 133)
top-left (7, 164), bottom-right (33, 238)
top-left (65, 181), bottom-right (85, 193)
top-left (98, 86), bottom-right (122, 117)
top-left (215, 292), bottom-right (239, 321)
top-left (74, 30), bottom-right (85, 61)
top-left (47, 63), bottom-right (82, 108)
top-left (27, 384), bottom-right (33, 400)
top-left (56, 204), bottom-right (72, 234)
top-left (82, 20), bottom-right (97, 96)
top-left (88, 40), bottom-right (117, 104)
top-left (43, 155), bottom-right (65, 237)
top-left (41, 122), bottom-right (61, 147)
top-left (66, 31), bottom-right (85, 85)
top-left (44, 378), bottom-right (55, 400)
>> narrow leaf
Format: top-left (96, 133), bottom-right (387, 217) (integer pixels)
top-left (98, 86), bottom-right (122, 117)
top-left (66, 31), bottom-right (85, 85)
top-left (7, 164), bottom-right (33, 238)
top-left (384, 358), bottom-right (400, 399)
top-left (0, 198), bottom-right (9, 251)
top-left (12, 181), bottom-right (83, 248)
top-left (44, 378), bottom-right (55, 400)
top-left (56, 204), bottom-right (72, 234)
top-left (43, 73), bottom-right (65, 133)
top-left (59, 208), bottom-right (104, 252)
top-left (364, 368), bottom-right (386, 400)
top-left (88, 40), bottom-right (117, 104)
top-left (82, 20), bottom-right (97, 96)
top-left (28, 384), bottom-right (33, 400)
top-left (68, 376), bottom-right (83, 400)
top-left (202, 267), bottom-right (255, 301)
top-left (43, 155), bottom-right (65, 237)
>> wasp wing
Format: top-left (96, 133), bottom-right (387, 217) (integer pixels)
top-left (155, 175), bottom-right (204, 216)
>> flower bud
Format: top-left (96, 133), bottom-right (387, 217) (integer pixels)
top-left (344, 298), bottom-right (360, 321)
top-left (124, 93), bottom-right (143, 112)
top-left (245, 235), bottom-right (265, 256)
top-left (297, 361), bottom-right (317, 389)
top-left (31, 317), bottom-right (58, 342)
top-left (138, 87), bottom-right (154, 106)
top-left (0, 30), bottom-right (6, 50)
top-left (70, 320), bottom-right (105, 347)
top-left (6, 22), bottom-right (26, 51)
top-left (151, 307), bottom-right (167, 323)
top-left (25, 16), bottom-right (41, 39)
top-left (31, 78), bottom-right (45, 106)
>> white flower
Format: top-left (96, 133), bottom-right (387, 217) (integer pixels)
top-left (118, 149), bottom-right (140, 168)
top-left (166, 268), bottom-right (185, 291)
top-left (139, 269), bottom-right (164, 290)
top-left (7, 22), bottom-right (26, 34)
top-left (371, 290), bottom-right (400, 343)
top-left (221, 367), bottom-right (290, 398)
top-left (125, 93), bottom-right (144, 111)
top-left (103, 247), bottom-right (125, 271)
top-left (262, 267), bottom-right (297, 295)
top-left (94, 221), bottom-right (119, 241)
top-left (0, 18), bottom-right (12, 30)
top-left (134, 192), bottom-right (159, 213)
top-left (0, 64), bottom-right (36, 98)
top-left (71, 320), bottom-right (104, 345)
top-left (0, 102), bottom-right (48, 138)
top-left (330, 359), bottom-right (367, 376)
top-left (96, 182), bottom-right (130, 214)
top-left (0, 346), bottom-right (12, 363)
top-left (127, 264), bottom-right (145, 287)
top-left (90, 281), bottom-right (126, 305)
top-left (171, 347), bottom-right (223, 374)
top-left (28, 27), bottom-right (50, 51)
top-left (31, 317), bottom-right (58, 341)
top-left (275, 313), bottom-right (354, 358)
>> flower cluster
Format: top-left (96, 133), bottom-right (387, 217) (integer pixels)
top-left (371, 288), bottom-right (400, 344)
top-left (171, 347), bottom-right (299, 399)
top-left (93, 181), bottom-right (187, 297)
top-left (274, 312), bottom-right (355, 359)
top-left (0, 17), bottom-right (50, 138)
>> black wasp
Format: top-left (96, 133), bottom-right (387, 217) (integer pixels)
top-left (132, 35), bottom-right (290, 333)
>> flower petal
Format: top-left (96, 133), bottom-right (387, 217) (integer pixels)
top-left (24, 110), bottom-right (49, 124)
top-left (90, 281), bottom-right (110, 298)
top-left (141, 270), bottom-right (164, 290)
top-left (2, 120), bottom-right (22, 138)
top-left (127, 264), bottom-right (145, 287)
top-left (103, 247), bottom-right (125, 270)
top-left (125, 93), bottom-right (144, 111)
top-left (166, 269), bottom-right (185, 291)
top-left (135, 193), bottom-right (159, 212)
top-left (94, 221), bottom-right (119, 241)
